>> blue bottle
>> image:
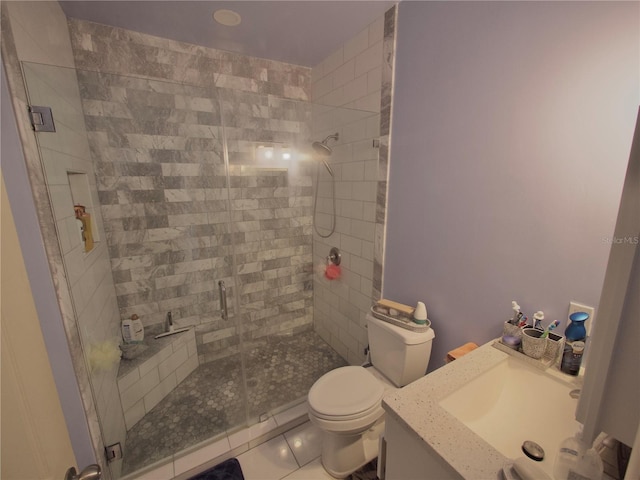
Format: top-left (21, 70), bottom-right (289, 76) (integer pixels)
top-left (565, 312), bottom-right (589, 341)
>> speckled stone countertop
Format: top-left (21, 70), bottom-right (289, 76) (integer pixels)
top-left (382, 342), bottom-right (518, 479)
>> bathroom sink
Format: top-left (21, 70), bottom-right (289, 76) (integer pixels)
top-left (439, 354), bottom-right (581, 476)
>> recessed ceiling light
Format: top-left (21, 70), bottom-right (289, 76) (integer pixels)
top-left (213, 9), bottom-right (241, 27)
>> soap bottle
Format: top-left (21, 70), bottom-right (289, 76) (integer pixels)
top-left (121, 318), bottom-right (133, 344)
top-left (554, 427), bottom-right (603, 480)
top-left (122, 314), bottom-right (144, 344)
top-left (130, 314), bottom-right (144, 343)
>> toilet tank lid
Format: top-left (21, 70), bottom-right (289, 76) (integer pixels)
top-left (367, 314), bottom-right (435, 345)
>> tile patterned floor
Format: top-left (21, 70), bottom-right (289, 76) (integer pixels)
top-left (235, 423), bottom-right (377, 480)
top-left (122, 330), bottom-right (346, 475)
top-left (130, 409), bottom-right (378, 480)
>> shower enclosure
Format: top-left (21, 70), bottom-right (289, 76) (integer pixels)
top-left (19, 60), bottom-right (379, 477)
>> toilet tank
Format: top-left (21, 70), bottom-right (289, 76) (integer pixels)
top-left (367, 314), bottom-right (435, 387)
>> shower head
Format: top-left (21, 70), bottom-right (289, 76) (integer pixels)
top-left (312, 133), bottom-right (339, 176)
top-left (312, 133), bottom-right (339, 155)
top-left (312, 141), bottom-right (333, 156)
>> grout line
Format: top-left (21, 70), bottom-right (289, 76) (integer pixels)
top-left (283, 433), bottom-right (302, 469)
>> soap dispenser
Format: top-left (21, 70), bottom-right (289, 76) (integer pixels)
top-left (553, 427), bottom-right (603, 480)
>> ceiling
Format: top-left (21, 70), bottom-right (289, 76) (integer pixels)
top-left (59, 1), bottom-right (396, 67)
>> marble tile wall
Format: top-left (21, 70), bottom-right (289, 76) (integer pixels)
top-left (310, 7), bottom-right (396, 365)
top-left (68, 20), bottom-right (314, 363)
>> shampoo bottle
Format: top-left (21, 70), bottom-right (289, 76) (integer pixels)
top-left (122, 314), bottom-right (144, 344)
top-left (129, 314), bottom-right (144, 343)
top-left (121, 318), bottom-right (133, 344)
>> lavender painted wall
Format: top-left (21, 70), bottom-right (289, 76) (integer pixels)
top-left (385, 2), bottom-right (639, 370)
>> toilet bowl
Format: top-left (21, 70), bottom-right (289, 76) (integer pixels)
top-left (308, 314), bottom-right (435, 478)
top-left (308, 366), bottom-right (389, 478)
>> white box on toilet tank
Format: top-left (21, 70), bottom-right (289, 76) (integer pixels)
top-left (367, 314), bottom-right (435, 387)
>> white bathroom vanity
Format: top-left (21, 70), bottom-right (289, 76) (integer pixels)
top-left (381, 341), bottom-right (583, 479)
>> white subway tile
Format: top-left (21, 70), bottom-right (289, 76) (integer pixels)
top-left (354, 90), bottom-right (382, 113)
top-left (339, 328), bottom-right (359, 356)
top-left (341, 235), bottom-right (363, 256)
top-left (367, 66), bottom-right (382, 94)
top-left (40, 148), bottom-right (73, 186)
top-left (48, 185), bottom-right (74, 221)
top-left (175, 353), bottom-right (199, 385)
top-left (120, 380), bottom-right (146, 412)
top-left (365, 114), bottom-right (381, 138)
top-left (311, 64), bottom-right (325, 84)
top-left (344, 27), bottom-right (370, 61)
top-left (313, 75), bottom-right (333, 100)
top-left (364, 160), bottom-right (379, 182)
top-left (351, 219), bottom-right (375, 242)
top-left (343, 269), bottom-right (362, 291)
top-left (7, 1), bottom-right (76, 67)
top-left (158, 345), bottom-right (188, 380)
top-left (343, 74), bottom-right (369, 105)
top-left (341, 199), bottom-right (365, 221)
top-left (335, 181), bottom-right (354, 200)
top-left (362, 202), bottom-right (377, 223)
top-left (139, 344), bottom-right (173, 377)
top-left (343, 121), bottom-right (368, 144)
top-left (124, 399), bottom-right (146, 431)
top-left (360, 277), bottom-right (374, 299)
top-left (144, 372), bottom-right (177, 412)
top-left (321, 48), bottom-right (344, 76)
top-left (368, 16), bottom-right (385, 46)
top-left (352, 182), bottom-right (377, 203)
top-left (355, 41), bottom-right (383, 77)
top-left (342, 162), bottom-right (365, 182)
top-left (321, 86), bottom-right (345, 107)
top-left (351, 255), bottom-right (373, 280)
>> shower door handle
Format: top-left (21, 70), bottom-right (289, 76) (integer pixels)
top-left (219, 280), bottom-right (228, 320)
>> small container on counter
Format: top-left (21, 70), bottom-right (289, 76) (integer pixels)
top-left (561, 341), bottom-right (585, 376)
top-left (501, 335), bottom-right (521, 351)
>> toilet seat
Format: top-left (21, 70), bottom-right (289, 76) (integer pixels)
top-left (308, 366), bottom-right (384, 421)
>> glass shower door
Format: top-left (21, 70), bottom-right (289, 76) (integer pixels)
top-left (21, 62), bottom-right (251, 478)
top-left (218, 89), bottom-right (347, 422)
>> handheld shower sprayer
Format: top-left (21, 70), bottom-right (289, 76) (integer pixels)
top-left (311, 133), bottom-right (339, 238)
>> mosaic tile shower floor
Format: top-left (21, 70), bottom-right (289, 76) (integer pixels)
top-left (122, 330), bottom-right (347, 475)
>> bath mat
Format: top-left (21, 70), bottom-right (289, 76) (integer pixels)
top-left (348, 458), bottom-right (377, 480)
top-left (188, 458), bottom-right (244, 480)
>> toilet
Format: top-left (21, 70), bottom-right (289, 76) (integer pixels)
top-left (308, 314), bottom-right (435, 478)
